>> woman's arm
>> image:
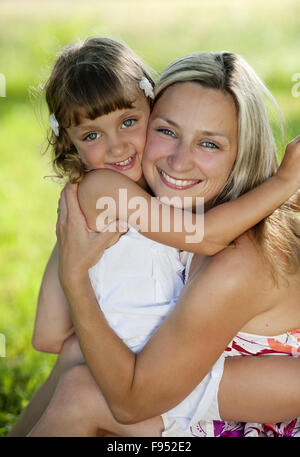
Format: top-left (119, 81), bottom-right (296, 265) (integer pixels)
top-left (32, 243), bottom-right (74, 354)
top-left (58, 185), bottom-right (300, 426)
top-left (220, 355), bottom-right (300, 423)
top-left (78, 136), bottom-right (300, 256)
top-left (57, 189), bottom-right (268, 423)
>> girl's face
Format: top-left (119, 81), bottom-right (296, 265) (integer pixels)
top-left (142, 82), bottom-right (238, 209)
top-left (67, 94), bottom-right (150, 186)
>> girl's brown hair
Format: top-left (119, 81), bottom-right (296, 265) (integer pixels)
top-left (44, 36), bottom-right (154, 183)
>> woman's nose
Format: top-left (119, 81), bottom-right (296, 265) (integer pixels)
top-left (167, 141), bottom-right (193, 172)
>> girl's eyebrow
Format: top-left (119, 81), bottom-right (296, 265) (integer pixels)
top-left (76, 123), bottom-right (98, 132)
top-left (154, 116), bottom-right (230, 143)
top-left (73, 108), bottom-right (142, 133)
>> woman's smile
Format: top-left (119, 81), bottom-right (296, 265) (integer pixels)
top-left (157, 167), bottom-right (202, 190)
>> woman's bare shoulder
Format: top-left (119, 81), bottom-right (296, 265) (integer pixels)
top-left (199, 231), bottom-right (274, 310)
top-left (208, 231), bottom-right (264, 277)
top-left (180, 232), bottom-right (269, 329)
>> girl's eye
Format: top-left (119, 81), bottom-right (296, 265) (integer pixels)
top-left (84, 132), bottom-right (100, 142)
top-left (122, 118), bottom-right (136, 128)
top-left (201, 140), bottom-right (219, 149)
top-left (157, 128), bottom-right (176, 137)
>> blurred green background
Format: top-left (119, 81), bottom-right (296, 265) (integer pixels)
top-left (0, 0), bottom-right (299, 437)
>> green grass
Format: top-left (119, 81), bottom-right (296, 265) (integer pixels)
top-left (1, 0), bottom-right (299, 437)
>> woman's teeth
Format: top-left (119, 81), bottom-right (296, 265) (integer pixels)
top-left (160, 169), bottom-right (199, 187)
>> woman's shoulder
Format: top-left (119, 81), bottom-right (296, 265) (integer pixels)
top-left (201, 231), bottom-right (274, 303)
top-left (187, 232), bottom-right (272, 321)
top-left (208, 231), bottom-right (264, 277)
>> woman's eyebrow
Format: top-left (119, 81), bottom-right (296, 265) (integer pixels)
top-left (154, 117), bottom-right (230, 143)
top-left (154, 116), bottom-right (179, 128)
top-left (201, 130), bottom-right (231, 143)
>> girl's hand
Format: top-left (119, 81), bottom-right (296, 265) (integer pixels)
top-left (277, 135), bottom-right (300, 188)
top-left (56, 183), bottom-right (122, 293)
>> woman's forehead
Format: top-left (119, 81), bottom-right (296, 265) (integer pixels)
top-left (151, 82), bottom-right (237, 139)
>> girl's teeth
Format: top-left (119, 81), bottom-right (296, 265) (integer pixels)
top-left (115, 156), bottom-right (133, 166)
top-left (161, 170), bottom-right (197, 187)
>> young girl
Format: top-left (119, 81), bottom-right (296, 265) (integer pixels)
top-left (11, 38), bottom-right (300, 437)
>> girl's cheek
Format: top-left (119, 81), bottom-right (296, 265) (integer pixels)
top-left (79, 148), bottom-right (105, 169)
top-left (136, 129), bottom-right (148, 156)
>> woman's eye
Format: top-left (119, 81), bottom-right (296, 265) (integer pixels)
top-left (84, 132), bottom-right (100, 142)
top-left (122, 118), bottom-right (136, 128)
top-left (157, 128), bottom-right (176, 137)
top-left (201, 140), bottom-right (219, 149)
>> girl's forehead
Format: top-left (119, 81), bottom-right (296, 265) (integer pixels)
top-left (67, 94), bottom-right (151, 130)
top-left (60, 82), bottom-right (150, 127)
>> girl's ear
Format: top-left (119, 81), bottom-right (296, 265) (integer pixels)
top-left (53, 129), bottom-right (86, 184)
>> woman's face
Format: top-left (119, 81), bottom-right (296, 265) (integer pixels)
top-left (142, 82), bottom-right (238, 209)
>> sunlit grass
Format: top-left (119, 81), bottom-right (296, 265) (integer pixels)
top-left (0, 0), bottom-right (299, 436)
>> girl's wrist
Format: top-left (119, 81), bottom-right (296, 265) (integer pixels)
top-left (272, 173), bottom-right (298, 197)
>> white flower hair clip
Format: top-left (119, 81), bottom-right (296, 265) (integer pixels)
top-left (139, 77), bottom-right (154, 99)
top-left (49, 113), bottom-right (59, 137)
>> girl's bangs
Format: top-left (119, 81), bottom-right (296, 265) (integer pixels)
top-left (62, 68), bottom-right (137, 127)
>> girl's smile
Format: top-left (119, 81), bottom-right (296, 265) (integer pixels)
top-left (107, 152), bottom-right (138, 171)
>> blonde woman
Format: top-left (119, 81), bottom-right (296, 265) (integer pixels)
top-left (19, 51), bottom-right (300, 437)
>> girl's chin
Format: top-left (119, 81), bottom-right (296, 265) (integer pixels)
top-left (127, 167), bottom-right (143, 181)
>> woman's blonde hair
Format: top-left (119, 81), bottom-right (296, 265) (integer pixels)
top-left (44, 36), bottom-right (154, 183)
top-left (155, 52), bottom-right (300, 277)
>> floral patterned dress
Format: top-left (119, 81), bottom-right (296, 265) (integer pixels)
top-left (189, 329), bottom-right (300, 437)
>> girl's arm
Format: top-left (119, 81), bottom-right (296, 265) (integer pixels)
top-left (32, 243), bottom-right (74, 354)
top-left (79, 136), bottom-right (300, 256)
top-left (32, 205), bottom-right (121, 354)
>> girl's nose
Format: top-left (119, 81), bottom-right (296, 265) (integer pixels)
top-left (167, 141), bottom-right (193, 172)
top-left (107, 135), bottom-right (128, 159)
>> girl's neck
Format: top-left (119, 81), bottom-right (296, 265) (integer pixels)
top-left (137, 175), bottom-right (153, 194)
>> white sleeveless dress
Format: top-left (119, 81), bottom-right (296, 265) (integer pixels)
top-left (88, 235), bottom-right (225, 434)
top-left (88, 227), bottom-right (185, 353)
